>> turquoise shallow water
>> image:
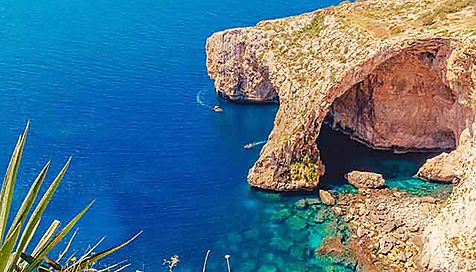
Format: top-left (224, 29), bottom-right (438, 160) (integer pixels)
top-left (0, 0), bottom-right (452, 271)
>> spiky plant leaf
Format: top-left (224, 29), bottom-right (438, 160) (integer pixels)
top-left (77, 236), bottom-right (105, 263)
top-left (6, 162), bottom-right (50, 240)
top-left (0, 123), bottom-right (29, 243)
top-left (13, 158), bottom-right (71, 266)
top-left (66, 231), bottom-right (142, 272)
top-left (0, 223), bottom-right (21, 271)
top-left (56, 229), bottom-right (77, 263)
top-left (31, 220), bottom-right (60, 257)
top-left (24, 200), bottom-right (94, 272)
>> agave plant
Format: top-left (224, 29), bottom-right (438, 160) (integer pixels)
top-left (0, 123), bottom-right (140, 272)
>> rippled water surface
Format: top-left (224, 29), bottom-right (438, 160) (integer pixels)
top-left (0, 0), bottom-right (451, 271)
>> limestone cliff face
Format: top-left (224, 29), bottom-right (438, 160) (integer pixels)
top-left (206, 0), bottom-right (476, 191)
top-left (420, 128), bottom-right (476, 271)
top-left (206, 29), bottom-right (278, 103)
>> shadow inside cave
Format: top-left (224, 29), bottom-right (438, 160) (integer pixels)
top-left (316, 123), bottom-right (441, 190)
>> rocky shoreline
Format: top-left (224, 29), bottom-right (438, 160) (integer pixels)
top-left (206, 0), bottom-right (476, 270)
top-left (335, 188), bottom-right (446, 271)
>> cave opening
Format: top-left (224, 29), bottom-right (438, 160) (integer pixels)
top-left (316, 44), bottom-right (470, 192)
top-left (317, 123), bottom-right (440, 190)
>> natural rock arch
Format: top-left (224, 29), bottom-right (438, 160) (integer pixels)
top-left (206, 2), bottom-right (476, 192)
top-left (245, 39), bottom-right (473, 191)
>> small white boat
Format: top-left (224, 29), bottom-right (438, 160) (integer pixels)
top-left (244, 143), bottom-right (254, 149)
top-left (213, 106), bottom-right (223, 112)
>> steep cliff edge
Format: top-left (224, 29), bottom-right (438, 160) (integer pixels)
top-left (420, 127), bottom-right (476, 271)
top-left (206, 0), bottom-right (476, 191)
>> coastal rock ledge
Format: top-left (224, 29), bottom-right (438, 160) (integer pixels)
top-left (206, 0), bottom-right (476, 191)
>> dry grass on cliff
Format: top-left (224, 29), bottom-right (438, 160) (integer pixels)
top-left (420, 0), bottom-right (475, 26)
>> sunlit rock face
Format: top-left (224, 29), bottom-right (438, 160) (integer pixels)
top-left (420, 127), bottom-right (476, 271)
top-left (206, 0), bottom-right (476, 191)
top-left (206, 29), bottom-right (278, 103)
top-left (328, 46), bottom-right (471, 152)
top-left (207, 0), bottom-right (476, 270)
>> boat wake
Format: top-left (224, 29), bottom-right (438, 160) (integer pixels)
top-left (196, 89), bottom-right (214, 110)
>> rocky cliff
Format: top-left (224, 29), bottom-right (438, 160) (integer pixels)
top-left (420, 127), bottom-right (476, 271)
top-left (206, 1), bottom-right (476, 270)
top-left (206, 0), bottom-right (476, 191)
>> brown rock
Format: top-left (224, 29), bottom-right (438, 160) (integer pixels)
top-left (345, 171), bottom-right (386, 189)
top-left (307, 198), bottom-right (321, 205)
top-left (319, 190), bottom-right (336, 206)
top-left (381, 222), bottom-right (396, 233)
top-left (421, 128), bottom-right (476, 271)
top-left (357, 226), bottom-right (367, 238)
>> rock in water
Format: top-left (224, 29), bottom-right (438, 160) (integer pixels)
top-left (319, 190), bottom-right (336, 206)
top-left (345, 171), bottom-right (385, 189)
top-left (417, 152), bottom-right (460, 183)
top-left (416, 128), bottom-right (475, 184)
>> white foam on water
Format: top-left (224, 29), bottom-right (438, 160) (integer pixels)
top-left (253, 140), bottom-right (266, 146)
top-left (196, 89), bottom-right (214, 110)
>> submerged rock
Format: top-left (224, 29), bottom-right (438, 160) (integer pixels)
top-left (319, 190), bottom-right (336, 206)
top-left (345, 171), bottom-right (385, 189)
top-left (287, 215), bottom-right (308, 230)
top-left (270, 208), bottom-right (293, 223)
top-left (314, 208), bottom-right (334, 224)
top-left (337, 186), bottom-right (448, 270)
top-left (295, 199), bottom-right (309, 209)
top-left (316, 235), bottom-right (356, 267)
top-left (270, 237), bottom-right (293, 251)
top-left (331, 206), bottom-right (345, 216)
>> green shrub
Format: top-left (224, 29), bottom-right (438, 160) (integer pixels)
top-left (290, 155), bottom-right (319, 184)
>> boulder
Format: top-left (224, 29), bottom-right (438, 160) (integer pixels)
top-left (417, 151), bottom-right (463, 184)
top-left (345, 171), bottom-right (385, 189)
top-left (319, 190), bottom-right (336, 206)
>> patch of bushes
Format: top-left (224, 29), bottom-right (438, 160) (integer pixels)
top-left (289, 155), bottom-right (319, 184)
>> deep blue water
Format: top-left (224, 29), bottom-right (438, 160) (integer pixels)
top-left (0, 0), bottom-right (451, 271)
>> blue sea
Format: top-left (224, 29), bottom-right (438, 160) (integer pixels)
top-left (0, 0), bottom-right (451, 271)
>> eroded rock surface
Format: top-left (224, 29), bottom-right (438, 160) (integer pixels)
top-left (337, 188), bottom-right (445, 271)
top-left (416, 127), bottom-right (475, 183)
top-left (420, 128), bottom-right (476, 271)
top-left (206, 1), bottom-right (476, 270)
top-left (345, 171), bottom-right (385, 189)
top-left (206, 0), bottom-right (476, 191)
top-left (328, 127), bottom-right (476, 271)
